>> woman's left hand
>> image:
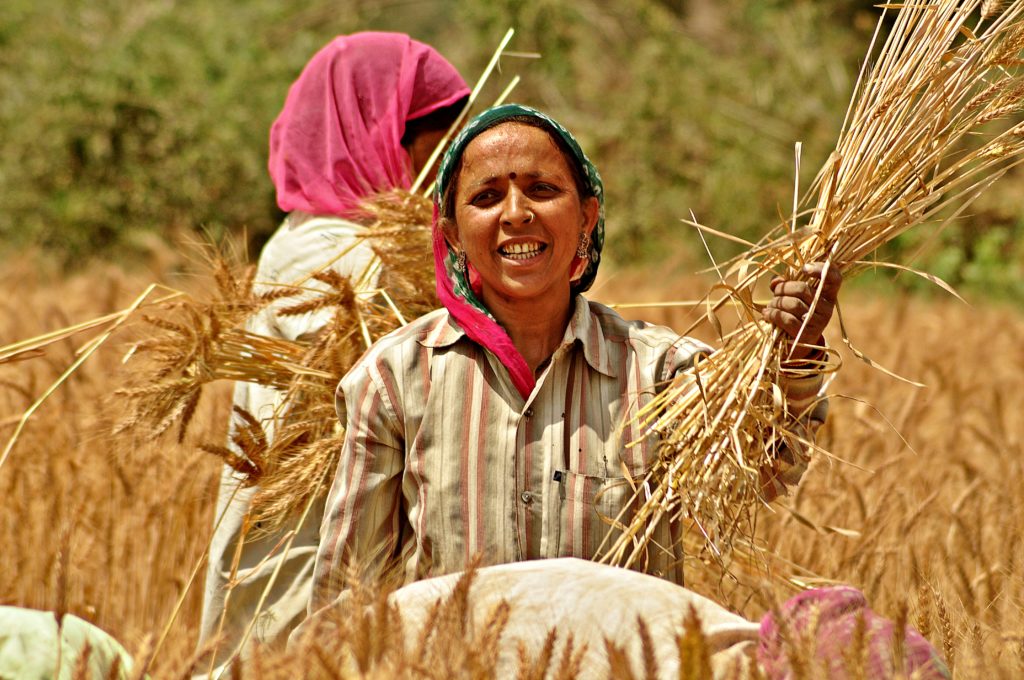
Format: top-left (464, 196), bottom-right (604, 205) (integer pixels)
top-left (762, 262), bottom-right (842, 361)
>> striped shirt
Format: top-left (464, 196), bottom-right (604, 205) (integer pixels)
top-left (311, 296), bottom-right (826, 611)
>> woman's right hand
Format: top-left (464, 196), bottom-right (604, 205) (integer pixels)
top-left (762, 262), bottom-right (842, 360)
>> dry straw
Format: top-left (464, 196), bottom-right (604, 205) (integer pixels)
top-left (111, 190), bottom-right (438, 531)
top-left (598, 0), bottom-right (1024, 569)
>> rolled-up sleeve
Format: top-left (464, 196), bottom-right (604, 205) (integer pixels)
top-left (310, 363), bottom-right (406, 613)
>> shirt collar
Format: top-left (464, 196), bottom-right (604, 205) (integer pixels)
top-left (418, 297), bottom-right (618, 379)
top-left (417, 310), bottom-right (466, 348)
top-left (561, 295), bottom-right (617, 378)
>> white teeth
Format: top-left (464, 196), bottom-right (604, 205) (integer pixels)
top-left (501, 242), bottom-right (542, 260)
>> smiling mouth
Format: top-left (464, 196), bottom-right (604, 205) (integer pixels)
top-left (499, 242), bottom-right (546, 260)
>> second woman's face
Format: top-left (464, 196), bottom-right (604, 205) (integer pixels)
top-left (446, 123), bottom-right (598, 309)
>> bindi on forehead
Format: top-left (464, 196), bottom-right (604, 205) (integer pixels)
top-left (509, 172), bottom-right (516, 180)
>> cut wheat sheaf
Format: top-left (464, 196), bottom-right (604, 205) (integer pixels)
top-left (105, 190), bottom-right (439, 533)
top-left (596, 0), bottom-right (1024, 570)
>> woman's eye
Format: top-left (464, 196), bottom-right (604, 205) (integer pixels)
top-left (469, 190), bottom-right (498, 206)
top-left (531, 183), bottom-right (560, 196)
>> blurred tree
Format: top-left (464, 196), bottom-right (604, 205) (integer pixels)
top-left (1, 0), bottom-right (1020, 299)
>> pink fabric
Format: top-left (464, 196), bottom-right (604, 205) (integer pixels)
top-left (758, 586), bottom-right (950, 679)
top-left (268, 32), bottom-right (469, 217)
top-left (432, 206), bottom-right (536, 400)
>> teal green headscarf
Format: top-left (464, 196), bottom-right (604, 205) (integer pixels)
top-left (430, 104), bottom-right (605, 399)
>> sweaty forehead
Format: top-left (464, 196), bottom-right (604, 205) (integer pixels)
top-left (459, 123), bottom-right (571, 180)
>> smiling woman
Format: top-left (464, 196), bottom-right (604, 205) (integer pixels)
top-left (440, 121), bottom-right (600, 372)
top-left (311, 103), bottom-right (840, 596)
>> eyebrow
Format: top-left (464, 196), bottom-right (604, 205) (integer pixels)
top-left (467, 171), bottom-right (556, 189)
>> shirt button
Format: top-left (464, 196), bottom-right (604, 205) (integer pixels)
top-left (521, 491), bottom-right (534, 505)
top-left (524, 408), bottom-right (534, 418)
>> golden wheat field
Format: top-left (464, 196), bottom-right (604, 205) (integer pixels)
top-left (2, 253), bottom-right (1022, 678)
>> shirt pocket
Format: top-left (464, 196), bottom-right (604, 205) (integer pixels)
top-left (553, 470), bottom-right (639, 560)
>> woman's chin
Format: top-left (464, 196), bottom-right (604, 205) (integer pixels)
top-left (482, 275), bottom-right (571, 308)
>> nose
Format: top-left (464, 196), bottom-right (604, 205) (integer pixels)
top-left (500, 187), bottom-right (534, 227)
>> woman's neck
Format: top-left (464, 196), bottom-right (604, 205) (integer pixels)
top-left (483, 289), bottom-right (574, 376)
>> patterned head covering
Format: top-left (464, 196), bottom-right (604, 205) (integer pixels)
top-left (431, 104), bottom-right (605, 399)
top-left (269, 32), bottom-right (469, 217)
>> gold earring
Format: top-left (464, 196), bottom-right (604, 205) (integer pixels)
top-left (456, 249), bottom-right (467, 273)
top-left (576, 232), bottom-right (591, 259)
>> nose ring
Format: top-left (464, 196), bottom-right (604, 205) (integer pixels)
top-left (523, 208), bottom-right (535, 223)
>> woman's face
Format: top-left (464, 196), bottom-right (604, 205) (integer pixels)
top-left (406, 128), bottom-right (448, 185)
top-left (444, 123), bottom-right (598, 309)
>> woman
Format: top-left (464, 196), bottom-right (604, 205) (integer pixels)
top-left (312, 104), bottom-right (835, 599)
top-left (308, 105), bottom-right (949, 678)
top-left (313, 104), bottom-right (837, 594)
top-left (199, 32), bottom-right (470, 666)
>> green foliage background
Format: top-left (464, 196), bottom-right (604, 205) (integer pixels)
top-left (3, 0), bottom-right (1022, 298)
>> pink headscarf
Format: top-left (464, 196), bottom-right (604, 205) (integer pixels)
top-left (268, 32), bottom-right (470, 217)
top-left (758, 586), bottom-right (950, 679)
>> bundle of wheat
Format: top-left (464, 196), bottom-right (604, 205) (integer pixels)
top-left (247, 190), bottom-right (438, 527)
top-left (599, 0), bottom-right (1024, 569)
top-left (109, 191), bottom-right (436, 530)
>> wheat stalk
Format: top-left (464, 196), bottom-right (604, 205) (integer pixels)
top-left (599, 0), bottom-right (1024, 569)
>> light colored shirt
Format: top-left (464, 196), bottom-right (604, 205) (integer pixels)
top-left (312, 296), bottom-right (826, 612)
top-left (199, 213), bottom-right (379, 668)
